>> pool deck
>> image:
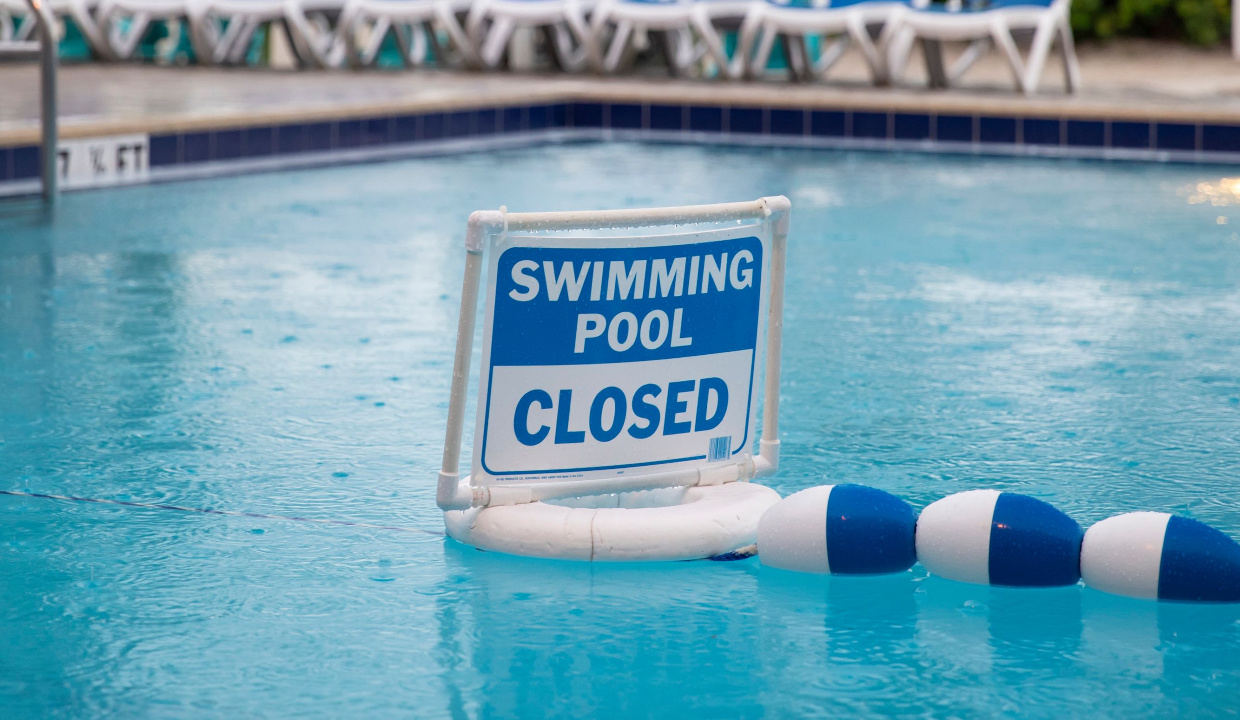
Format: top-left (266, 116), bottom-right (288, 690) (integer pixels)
top-left (2, 39), bottom-right (1239, 146)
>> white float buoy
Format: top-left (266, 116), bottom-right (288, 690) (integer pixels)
top-left (1080, 512), bottom-right (1240, 603)
top-left (757, 484), bottom-right (917, 575)
top-left (915, 489), bottom-right (1082, 587)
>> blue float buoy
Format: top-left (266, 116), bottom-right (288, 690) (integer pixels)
top-left (1081, 512), bottom-right (1240, 603)
top-left (915, 489), bottom-right (1082, 587)
top-left (757, 484), bottom-right (917, 575)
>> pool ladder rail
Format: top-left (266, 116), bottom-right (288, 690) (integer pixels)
top-left (0, 0), bottom-right (58, 202)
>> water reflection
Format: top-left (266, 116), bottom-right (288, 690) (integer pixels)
top-left (0, 226), bottom-right (55, 427)
top-left (440, 543), bottom-right (768, 717)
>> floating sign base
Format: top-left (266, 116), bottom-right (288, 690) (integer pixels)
top-left (443, 480), bottom-right (782, 561)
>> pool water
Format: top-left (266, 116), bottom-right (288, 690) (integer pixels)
top-left (3, 144), bottom-right (1240, 717)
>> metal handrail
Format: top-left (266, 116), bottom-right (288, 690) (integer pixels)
top-left (1, 0), bottom-right (57, 201)
top-left (30, 0), bottom-right (58, 201)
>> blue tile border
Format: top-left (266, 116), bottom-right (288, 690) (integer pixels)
top-left (769, 109), bottom-right (804, 136)
top-left (12, 146), bottom-right (38, 179)
top-left (852, 112), bottom-right (889, 140)
top-left (1066, 120), bottom-right (1105, 148)
top-left (936, 115), bottom-right (974, 143)
top-left (574, 102), bottom-right (604, 128)
top-left (611, 103), bottom-right (642, 130)
top-left (1110, 121), bottom-right (1152, 149)
top-left (649, 104), bottom-right (684, 132)
top-left (979, 116), bottom-right (1017, 144)
top-left (1156, 123), bottom-right (1197, 152)
top-left (689, 106), bottom-right (723, 133)
top-left (894, 113), bottom-right (930, 141)
top-left (1203, 124), bottom-right (1240, 154)
top-left (729, 107), bottom-right (763, 135)
top-left (10, 100), bottom-right (1240, 197)
top-left (149, 134), bottom-right (178, 166)
top-left (810, 110), bottom-right (846, 137)
top-left (1022, 118), bottom-right (1061, 146)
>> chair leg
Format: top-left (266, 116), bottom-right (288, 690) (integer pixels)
top-left (546, 22), bottom-right (584, 72)
top-left (68, 0), bottom-right (112, 60)
top-left (778, 32), bottom-right (803, 79)
top-left (656, 29), bottom-right (683, 77)
top-left (478, 15), bottom-right (514, 68)
top-left (752, 23), bottom-right (778, 79)
top-left (1058, 13), bottom-right (1080, 92)
top-left (947, 37), bottom-right (988, 82)
top-left (339, 5), bottom-right (363, 67)
top-left (731, 7), bottom-right (761, 79)
top-left (989, 19), bottom-right (1027, 93)
top-left (113, 12), bottom-right (151, 60)
top-left (689, 14), bottom-right (730, 79)
top-left (435, 5), bottom-right (480, 68)
top-left (285, 7), bottom-right (336, 68)
top-left (361, 16), bottom-right (390, 64)
top-left (846, 13), bottom-right (886, 83)
top-left (187, 8), bottom-right (219, 64)
top-left (886, 26), bottom-right (915, 85)
top-left (921, 38), bottom-right (949, 87)
top-left (413, 23), bottom-right (431, 66)
top-left (797, 33), bottom-right (816, 79)
top-left (814, 34), bottom-right (851, 80)
top-left (561, 8), bottom-right (592, 72)
top-left (602, 19), bottom-right (631, 73)
top-left (1020, 14), bottom-right (1056, 95)
top-left (464, 3), bottom-right (487, 45)
top-left (585, 8), bottom-right (610, 72)
top-left (223, 18), bottom-right (258, 64)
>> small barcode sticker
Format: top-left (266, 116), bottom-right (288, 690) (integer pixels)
top-left (708, 436), bottom-right (730, 462)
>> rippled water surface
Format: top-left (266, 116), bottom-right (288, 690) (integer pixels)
top-left (4, 144), bottom-right (1240, 717)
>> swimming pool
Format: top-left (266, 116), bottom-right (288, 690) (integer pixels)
top-left (3, 143), bottom-right (1240, 717)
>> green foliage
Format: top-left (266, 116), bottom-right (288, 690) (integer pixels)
top-left (1070, 0), bottom-right (1232, 46)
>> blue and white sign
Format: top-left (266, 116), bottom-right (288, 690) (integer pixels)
top-left (472, 227), bottom-right (768, 486)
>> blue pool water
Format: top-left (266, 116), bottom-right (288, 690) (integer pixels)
top-left (3, 144), bottom-right (1240, 717)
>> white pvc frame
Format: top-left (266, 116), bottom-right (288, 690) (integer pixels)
top-left (436, 196), bottom-right (791, 511)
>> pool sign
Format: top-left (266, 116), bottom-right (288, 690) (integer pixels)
top-left (472, 227), bottom-right (767, 485)
top-left (57, 133), bottom-right (150, 190)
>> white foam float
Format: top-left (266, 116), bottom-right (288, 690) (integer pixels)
top-left (757, 484), bottom-right (917, 574)
top-left (444, 481), bottom-right (781, 561)
top-left (915, 489), bottom-right (1082, 587)
top-left (1081, 512), bottom-right (1240, 603)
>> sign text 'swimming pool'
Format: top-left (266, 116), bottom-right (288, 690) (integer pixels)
top-left (472, 231), bottom-right (766, 485)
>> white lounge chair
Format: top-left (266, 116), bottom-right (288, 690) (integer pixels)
top-left (733, 0), bottom-right (910, 83)
top-left (884, 0), bottom-right (1079, 94)
top-left (187, 0), bottom-right (285, 64)
top-left (465, 0), bottom-right (593, 71)
top-left (337, 0), bottom-right (476, 68)
top-left (588, 0), bottom-right (733, 78)
top-left (94, 0), bottom-right (194, 61)
top-left (1, 0), bottom-right (110, 59)
top-left (182, 0), bottom-right (347, 67)
top-left (283, 0), bottom-right (351, 67)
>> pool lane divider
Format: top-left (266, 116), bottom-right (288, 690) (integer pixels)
top-left (0, 488), bottom-right (441, 536)
top-left (7, 485), bottom-right (1238, 601)
top-left (756, 484), bottom-right (1240, 603)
